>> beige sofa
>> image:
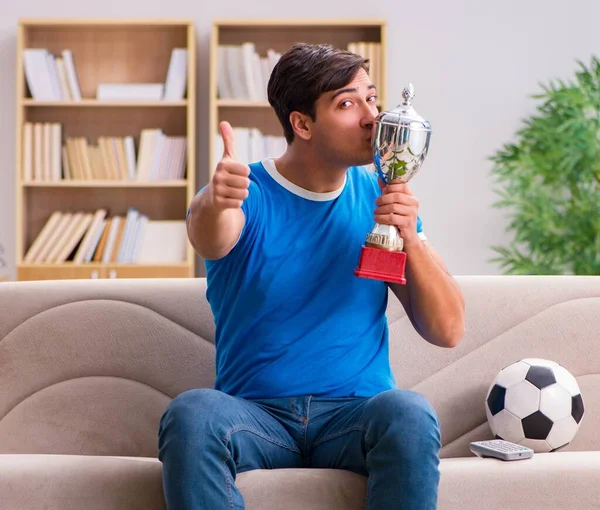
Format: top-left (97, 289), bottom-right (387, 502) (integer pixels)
top-left (0, 275), bottom-right (599, 509)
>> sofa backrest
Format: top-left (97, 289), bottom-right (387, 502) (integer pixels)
top-left (0, 276), bottom-right (598, 459)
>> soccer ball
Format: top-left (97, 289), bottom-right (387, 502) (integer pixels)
top-left (485, 358), bottom-right (585, 452)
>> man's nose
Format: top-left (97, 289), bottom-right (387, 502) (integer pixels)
top-left (361, 103), bottom-right (378, 129)
top-left (361, 109), bottom-right (377, 131)
top-left (361, 111), bottom-right (375, 133)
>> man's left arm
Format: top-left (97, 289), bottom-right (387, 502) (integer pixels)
top-left (374, 180), bottom-right (465, 348)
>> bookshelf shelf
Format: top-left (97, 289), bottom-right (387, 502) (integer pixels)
top-left (209, 19), bottom-right (387, 178)
top-left (20, 262), bottom-right (189, 268)
top-left (22, 100), bottom-right (188, 107)
top-left (18, 262), bottom-right (190, 281)
top-left (15, 18), bottom-right (196, 281)
top-left (217, 100), bottom-right (271, 108)
top-left (23, 180), bottom-right (188, 188)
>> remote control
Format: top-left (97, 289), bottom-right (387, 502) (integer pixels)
top-left (470, 439), bottom-right (534, 461)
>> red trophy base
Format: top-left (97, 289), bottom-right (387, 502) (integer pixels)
top-left (354, 245), bottom-right (407, 285)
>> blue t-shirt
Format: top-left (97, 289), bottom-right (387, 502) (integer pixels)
top-left (203, 159), bottom-right (424, 399)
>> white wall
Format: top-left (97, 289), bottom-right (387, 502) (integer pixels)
top-left (1, 0), bottom-right (599, 279)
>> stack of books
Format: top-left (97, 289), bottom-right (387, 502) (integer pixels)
top-left (23, 208), bottom-right (187, 265)
top-left (21, 126), bottom-right (187, 182)
top-left (217, 43), bottom-right (281, 101)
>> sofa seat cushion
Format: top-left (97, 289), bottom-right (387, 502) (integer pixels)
top-left (1, 451), bottom-right (599, 510)
top-left (0, 454), bottom-right (165, 510)
top-left (438, 451), bottom-right (600, 510)
top-left (0, 454), bottom-right (366, 510)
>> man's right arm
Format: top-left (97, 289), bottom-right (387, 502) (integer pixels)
top-left (187, 121), bottom-right (251, 260)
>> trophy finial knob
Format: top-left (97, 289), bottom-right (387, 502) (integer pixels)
top-left (401, 83), bottom-right (415, 106)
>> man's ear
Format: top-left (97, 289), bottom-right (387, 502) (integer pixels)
top-left (289, 111), bottom-right (312, 141)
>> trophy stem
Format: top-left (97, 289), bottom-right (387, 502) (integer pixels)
top-left (365, 223), bottom-right (404, 251)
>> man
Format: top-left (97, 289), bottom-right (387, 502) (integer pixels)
top-left (158, 43), bottom-right (465, 510)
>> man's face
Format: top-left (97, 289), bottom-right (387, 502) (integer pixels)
top-left (310, 68), bottom-right (379, 167)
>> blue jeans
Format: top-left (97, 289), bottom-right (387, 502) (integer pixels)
top-left (158, 388), bottom-right (441, 509)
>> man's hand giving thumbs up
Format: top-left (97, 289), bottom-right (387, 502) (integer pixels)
top-left (186, 121), bottom-right (251, 260)
top-left (208, 121), bottom-right (251, 211)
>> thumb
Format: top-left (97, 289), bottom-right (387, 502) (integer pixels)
top-left (219, 121), bottom-right (236, 160)
top-left (377, 176), bottom-right (386, 193)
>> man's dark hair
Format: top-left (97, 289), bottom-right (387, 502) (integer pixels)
top-left (267, 43), bottom-right (369, 144)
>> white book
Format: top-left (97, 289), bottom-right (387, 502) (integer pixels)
top-left (155, 138), bottom-right (168, 181)
top-left (147, 132), bottom-right (165, 180)
top-left (249, 128), bottom-right (262, 163)
top-left (124, 136), bottom-right (137, 180)
top-left (252, 51), bottom-right (266, 102)
top-left (22, 123), bottom-right (33, 183)
top-left (51, 123), bottom-right (62, 182)
top-left (136, 129), bottom-right (162, 180)
top-left (46, 54), bottom-right (64, 100)
top-left (42, 123), bottom-right (51, 181)
top-left (241, 43), bottom-right (259, 101)
top-left (61, 50), bottom-right (82, 101)
top-left (23, 49), bottom-right (55, 100)
top-left (226, 46), bottom-right (249, 100)
top-left (73, 209), bottom-right (107, 263)
top-left (217, 46), bottom-right (233, 99)
top-left (174, 138), bottom-right (187, 179)
top-left (233, 127), bottom-right (250, 164)
top-left (55, 58), bottom-right (72, 100)
top-left (33, 123), bottom-right (43, 181)
top-left (260, 57), bottom-right (271, 100)
top-left (97, 83), bottom-right (164, 100)
top-left (85, 219), bottom-right (107, 263)
top-left (136, 220), bottom-right (187, 264)
top-left (130, 214), bottom-right (148, 262)
top-left (163, 48), bottom-right (188, 100)
top-left (117, 208), bottom-right (139, 263)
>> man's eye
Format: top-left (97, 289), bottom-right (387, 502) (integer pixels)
top-left (367, 95), bottom-right (378, 103)
top-left (340, 100), bottom-right (353, 108)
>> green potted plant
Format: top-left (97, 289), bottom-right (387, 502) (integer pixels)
top-left (489, 56), bottom-right (600, 275)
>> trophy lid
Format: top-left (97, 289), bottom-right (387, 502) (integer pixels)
top-left (376, 83), bottom-right (431, 131)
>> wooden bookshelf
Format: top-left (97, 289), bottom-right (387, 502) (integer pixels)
top-left (209, 18), bottom-right (387, 178)
top-left (15, 19), bottom-right (196, 281)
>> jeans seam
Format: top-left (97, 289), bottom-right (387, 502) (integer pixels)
top-left (312, 426), bottom-right (368, 449)
top-left (221, 457), bottom-right (235, 510)
top-left (224, 424), bottom-right (301, 453)
top-left (365, 444), bottom-right (374, 510)
top-left (302, 396), bottom-right (312, 461)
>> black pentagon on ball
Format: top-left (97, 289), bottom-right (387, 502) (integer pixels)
top-left (572, 394), bottom-right (585, 424)
top-left (487, 384), bottom-right (506, 416)
top-left (525, 365), bottom-right (556, 389)
top-left (522, 411), bottom-right (554, 440)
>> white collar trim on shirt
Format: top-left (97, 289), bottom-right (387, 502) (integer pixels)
top-left (261, 158), bottom-right (346, 202)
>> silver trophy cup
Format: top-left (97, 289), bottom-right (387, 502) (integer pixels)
top-left (366, 83), bottom-right (432, 251)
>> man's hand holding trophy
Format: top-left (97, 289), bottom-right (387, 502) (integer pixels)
top-left (355, 83), bottom-right (432, 285)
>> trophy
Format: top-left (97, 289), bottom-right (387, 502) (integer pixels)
top-left (354, 83), bottom-right (432, 285)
